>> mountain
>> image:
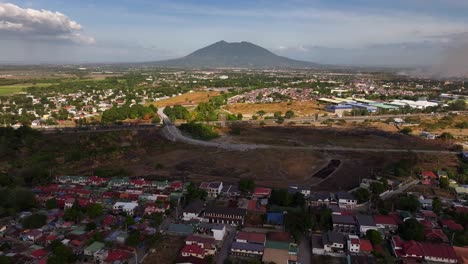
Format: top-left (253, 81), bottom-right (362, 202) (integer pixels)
top-left (150, 41), bottom-right (321, 69)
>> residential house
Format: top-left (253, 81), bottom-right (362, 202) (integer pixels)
top-left (336, 191), bottom-right (358, 209)
top-left (84, 241), bottom-right (105, 258)
top-left (203, 206), bottom-right (246, 226)
top-left (231, 242), bottom-right (264, 258)
top-left (144, 202), bottom-right (170, 215)
top-left (183, 200), bottom-right (204, 221)
top-left (322, 231), bottom-right (346, 254)
top-left (355, 214), bottom-right (378, 235)
top-left (220, 184), bottom-right (240, 197)
top-left (235, 232), bottom-right (266, 245)
top-left (197, 223), bottom-right (226, 241)
top-left (113, 202), bottom-right (139, 215)
top-left (266, 212), bottom-right (284, 226)
top-left (252, 187), bottom-right (272, 199)
top-left (185, 235), bottom-right (217, 256)
top-left (421, 171), bottom-right (438, 185)
top-left (288, 185), bottom-right (310, 197)
top-left (310, 192), bottom-right (335, 207)
top-left (199, 182), bottom-right (223, 198)
top-left (181, 244), bottom-right (205, 259)
top-left (332, 215), bottom-right (357, 234)
top-left (374, 215), bottom-right (398, 235)
top-left (392, 236), bottom-right (458, 263)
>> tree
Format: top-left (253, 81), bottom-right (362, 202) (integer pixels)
top-left (399, 218), bottom-right (424, 241)
top-left (439, 177), bottom-right (449, 189)
top-left (239, 179), bottom-right (255, 193)
top-left (125, 215), bottom-right (135, 227)
top-left (0, 256), bottom-right (11, 264)
top-left (86, 203), bottom-right (103, 219)
top-left (21, 213), bottom-right (47, 229)
top-left (370, 182), bottom-right (386, 196)
top-left (284, 110), bottom-right (295, 119)
top-left (151, 213), bottom-right (164, 227)
top-left (64, 203), bottom-right (84, 223)
top-left (285, 211), bottom-right (312, 241)
top-left (439, 132), bottom-right (454, 140)
top-left (46, 198), bottom-right (57, 209)
top-left (49, 240), bottom-right (76, 263)
top-left (276, 116), bottom-right (285, 124)
top-left (256, 110), bottom-right (266, 118)
top-left (270, 189), bottom-right (291, 206)
top-left (185, 183), bottom-right (207, 202)
top-left (432, 197), bottom-right (442, 215)
top-left (395, 195), bottom-right (420, 212)
top-left (352, 188), bottom-right (370, 203)
top-left (291, 192), bottom-right (306, 207)
top-left (125, 230), bottom-right (141, 247)
top-left (86, 222), bottom-right (97, 231)
top-left (400, 127), bottom-right (412, 135)
top-left (237, 113), bottom-right (243, 120)
top-left (274, 111), bottom-right (283, 119)
top-left (366, 230), bottom-right (383, 245)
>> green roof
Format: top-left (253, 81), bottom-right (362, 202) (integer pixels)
top-left (85, 241), bottom-right (105, 253)
top-left (289, 243), bottom-right (299, 253)
top-left (265, 240), bottom-right (290, 250)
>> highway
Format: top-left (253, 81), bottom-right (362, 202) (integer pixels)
top-left (158, 107), bottom-right (460, 154)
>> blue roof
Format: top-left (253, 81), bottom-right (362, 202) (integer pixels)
top-left (266, 212), bottom-right (284, 225)
top-left (231, 241), bottom-right (264, 252)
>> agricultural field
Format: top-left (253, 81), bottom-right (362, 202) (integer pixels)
top-left (0, 83), bottom-right (53, 95)
top-left (151, 91), bottom-right (220, 107)
top-left (224, 101), bottom-right (326, 117)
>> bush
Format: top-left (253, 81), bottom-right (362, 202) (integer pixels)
top-left (21, 213), bottom-right (47, 229)
top-left (179, 122), bottom-right (219, 140)
top-left (400, 127), bottom-right (412, 135)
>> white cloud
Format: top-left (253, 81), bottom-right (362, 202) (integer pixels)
top-left (0, 3), bottom-right (95, 44)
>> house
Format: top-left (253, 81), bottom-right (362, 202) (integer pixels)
top-left (185, 235), bottom-right (217, 255)
top-left (197, 223), bottom-right (226, 241)
top-left (105, 250), bottom-right (130, 263)
top-left (374, 215), bottom-right (398, 234)
top-left (84, 241), bottom-right (105, 257)
top-left (424, 228), bottom-right (449, 243)
top-left (336, 191), bottom-right (357, 209)
top-left (183, 200), bottom-right (204, 221)
top-left (347, 235), bottom-right (360, 253)
top-left (332, 215), bottom-right (357, 234)
top-left (167, 224), bottom-right (195, 236)
top-left (199, 182), bottom-right (223, 198)
top-left (359, 239), bottom-right (373, 254)
top-left (181, 244), bottom-right (205, 259)
top-left (439, 219), bottom-right (464, 231)
top-left (231, 242), bottom-right (264, 258)
top-left (24, 229), bottom-right (43, 242)
top-left (310, 192), bottom-right (335, 207)
top-left (113, 202), bottom-right (139, 215)
top-left (236, 232), bottom-right (266, 245)
top-left (220, 184), bottom-right (240, 197)
top-left (144, 202), bottom-right (170, 215)
top-left (355, 214), bottom-right (378, 235)
top-left (322, 231), bottom-right (346, 253)
top-left (247, 199), bottom-right (267, 213)
top-left (288, 184), bottom-right (310, 197)
top-left (203, 206), bottom-right (246, 226)
top-left (437, 170), bottom-right (449, 179)
top-left (252, 187), bottom-right (272, 198)
top-left (392, 236), bottom-right (458, 263)
top-left (262, 240), bottom-right (298, 264)
top-left (421, 171), bottom-right (438, 180)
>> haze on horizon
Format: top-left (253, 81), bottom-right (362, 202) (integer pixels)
top-left (1, 0), bottom-right (468, 69)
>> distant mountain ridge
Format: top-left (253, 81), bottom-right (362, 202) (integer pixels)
top-left (149, 41), bottom-right (321, 69)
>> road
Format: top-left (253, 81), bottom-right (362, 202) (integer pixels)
top-left (216, 226), bottom-right (236, 264)
top-left (298, 234), bottom-right (312, 264)
top-left (380, 180), bottom-right (420, 200)
top-left (158, 107), bottom-right (459, 154)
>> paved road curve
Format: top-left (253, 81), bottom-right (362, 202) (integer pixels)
top-left (158, 107), bottom-right (459, 154)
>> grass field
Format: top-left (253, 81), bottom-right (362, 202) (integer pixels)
top-left (0, 83), bottom-right (52, 95)
top-left (150, 91), bottom-right (220, 107)
top-left (224, 101), bottom-right (326, 117)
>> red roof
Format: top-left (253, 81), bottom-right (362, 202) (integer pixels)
top-left (440, 219), bottom-right (464, 231)
top-left (350, 238), bottom-right (360, 245)
top-left (181, 244), bottom-right (204, 255)
top-left (402, 241), bottom-right (424, 257)
top-left (103, 215), bottom-right (115, 225)
top-left (359, 239), bottom-right (373, 252)
top-left (247, 199), bottom-right (266, 213)
top-left (420, 243), bottom-right (458, 260)
top-left (106, 250), bottom-right (130, 262)
top-left (374, 215), bottom-right (397, 226)
top-left (31, 249), bottom-right (47, 259)
top-left (421, 171), bottom-right (437, 179)
top-left (455, 205), bottom-right (468, 214)
top-left (186, 235), bottom-right (216, 248)
top-left (393, 236), bottom-right (458, 261)
top-left (253, 187), bottom-right (272, 196)
top-left (424, 229), bottom-right (449, 243)
top-left (171, 181), bottom-right (183, 189)
top-left (236, 231), bottom-right (266, 244)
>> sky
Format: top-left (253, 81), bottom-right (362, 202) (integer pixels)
top-left (1, 0), bottom-right (468, 66)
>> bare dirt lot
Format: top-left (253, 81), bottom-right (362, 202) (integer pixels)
top-left (10, 126), bottom-right (459, 192)
top-left (224, 101), bottom-right (326, 117)
top-left (143, 235), bottom-right (184, 264)
top-left (151, 91), bottom-right (220, 107)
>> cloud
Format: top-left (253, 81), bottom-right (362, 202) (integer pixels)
top-left (0, 3), bottom-right (95, 44)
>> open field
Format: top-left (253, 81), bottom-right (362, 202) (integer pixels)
top-left (150, 91), bottom-right (220, 107)
top-left (224, 101), bottom-right (326, 117)
top-left (3, 126), bottom-right (459, 191)
top-left (143, 235), bottom-right (184, 264)
top-left (226, 126), bottom-right (454, 150)
top-left (0, 83), bottom-right (53, 95)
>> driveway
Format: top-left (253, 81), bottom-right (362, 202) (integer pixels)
top-left (217, 226), bottom-right (236, 264)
